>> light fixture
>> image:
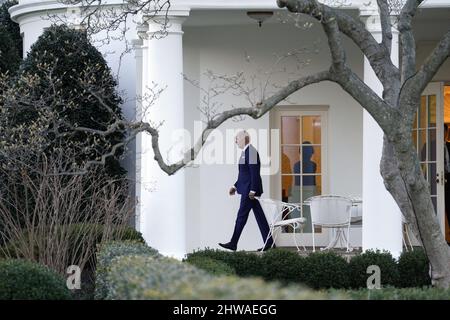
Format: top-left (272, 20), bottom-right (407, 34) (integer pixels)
top-left (247, 11), bottom-right (274, 27)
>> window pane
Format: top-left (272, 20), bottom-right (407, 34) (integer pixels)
top-left (418, 129), bottom-right (427, 161)
top-left (281, 175), bottom-right (294, 201)
top-left (302, 116), bottom-right (321, 145)
top-left (302, 145), bottom-right (321, 175)
top-left (428, 162), bottom-right (437, 196)
top-left (281, 116), bottom-right (300, 145)
top-left (281, 146), bottom-right (300, 174)
top-left (419, 96), bottom-right (427, 129)
top-left (428, 95), bottom-right (436, 128)
top-left (428, 129), bottom-right (436, 162)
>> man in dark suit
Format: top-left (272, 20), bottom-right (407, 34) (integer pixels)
top-left (219, 130), bottom-right (275, 252)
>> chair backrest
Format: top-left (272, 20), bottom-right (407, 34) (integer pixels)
top-left (258, 198), bottom-right (298, 225)
top-left (308, 195), bottom-right (352, 227)
top-left (258, 199), bottom-right (284, 225)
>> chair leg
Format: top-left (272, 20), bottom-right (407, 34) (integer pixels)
top-left (346, 224), bottom-right (352, 252)
top-left (263, 225), bottom-right (274, 250)
top-left (312, 223), bottom-right (316, 253)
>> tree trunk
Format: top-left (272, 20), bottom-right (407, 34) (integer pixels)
top-left (382, 134), bottom-right (450, 288)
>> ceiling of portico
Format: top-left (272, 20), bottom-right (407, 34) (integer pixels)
top-left (184, 7), bottom-right (450, 42)
top-left (183, 9), bottom-right (362, 27)
top-left (412, 8), bottom-right (450, 41)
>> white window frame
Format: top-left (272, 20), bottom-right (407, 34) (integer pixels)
top-left (269, 106), bottom-right (330, 247)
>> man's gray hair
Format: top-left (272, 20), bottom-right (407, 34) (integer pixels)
top-left (236, 130), bottom-right (250, 141)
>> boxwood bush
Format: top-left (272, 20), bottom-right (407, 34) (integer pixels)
top-left (260, 249), bottom-right (307, 284)
top-left (104, 255), bottom-right (207, 299)
top-left (338, 287), bottom-right (450, 300)
top-left (348, 250), bottom-right (399, 289)
top-left (0, 259), bottom-right (71, 300)
top-left (95, 240), bottom-right (160, 299)
top-left (303, 252), bottom-right (350, 289)
top-left (174, 276), bottom-right (340, 300)
top-left (99, 242), bottom-right (341, 300)
top-left (185, 249), bottom-right (263, 277)
top-left (184, 256), bottom-right (236, 276)
top-left (397, 249), bottom-right (431, 288)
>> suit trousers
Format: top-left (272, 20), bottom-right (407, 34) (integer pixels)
top-left (230, 195), bottom-right (273, 247)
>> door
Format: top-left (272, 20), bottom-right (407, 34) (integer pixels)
top-left (413, 82), bottom-right (446, 236)
top-left (270, 107), bottom-right (329, 247)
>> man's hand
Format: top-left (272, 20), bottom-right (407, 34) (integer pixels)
top-left (249, 191), bottom-right (256, 200)
top-left (229, 187), bottom-right (236, 196)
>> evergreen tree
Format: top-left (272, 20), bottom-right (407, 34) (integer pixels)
top-left (15, 24), bottom-right (127, 178)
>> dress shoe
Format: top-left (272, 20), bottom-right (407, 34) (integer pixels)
top-left (219, 242), bottom-right (237, 251)
top-left (257, 244), bottom-right (276, 252)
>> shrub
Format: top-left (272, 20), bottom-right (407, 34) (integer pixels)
top-left (95, 240), bottom-right (160, 299)
top-left (303, 252), bottom-right (350, 289)
top-left (348, 250), bottom-right (399, 289)
top-left (0, 0), bottom-right (22, 58)
top-left (15, 24), bottom-right (126, 179)
top-left (260, 249), bottom-right (307, 284)
top-left (0, 26), bottom-right (20, 75)
top-left (185, 249), bottom-right (263, 277)
top-left (100, 242), bottom-right (343, 300)
top-left (1, 223), bottom-right (144, 263)
top-left (185, 256), bottom-right (236, 276)
top-left (104, 254), bottom-right (207, 300)
top-left (0, 259), bottom-right (71, 300)
top-left (397, 249), bottom-right (431, 288)
top-left (339, 287), bottom-right (450, 300)
top-left (174, 276), bottom-right (341, 300)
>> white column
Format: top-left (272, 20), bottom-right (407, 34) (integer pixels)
top-left (362, 13), bottom-right (403, 257)
top-left (132, 36), bottom-right (144, 231)
top-left (139, 11), bottom-right (189, 259)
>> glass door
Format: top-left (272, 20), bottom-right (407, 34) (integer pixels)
top-left (413, 82), bottom-right (445, 236)
top-left (271, 108), bottom-right (329, 247)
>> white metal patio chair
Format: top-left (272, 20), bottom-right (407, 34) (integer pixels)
top-left (307, 195), bottom-right (353, 252)
top-left (257, 198), bottom-right (307, 251)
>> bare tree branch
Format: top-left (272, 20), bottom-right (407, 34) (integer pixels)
top-left (76, 70), bottom-right (331, 176)
top-left (398, 0), bottom-right (423, 82)
top-left (401, 27), bottom-right (450, 117)
top-left (277, 0), bottom-right (399, 84)
top-left (377, 0), bottom-right (393, 55)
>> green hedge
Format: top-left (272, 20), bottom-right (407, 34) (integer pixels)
top-left (303, 252), bottom-right (350, 289)
top-left (185, 256), bottom-right (236, 276)
top-left (260, 249), bottom-right (307, 284)
top-left (184, 249), bottom-right (263, 277)
top-left (348, 250), bottom-right (399, 289)
top-left (173, 275), bottom-right (339, 300)
top-left (0, 259), bottom-right (71, 300)
top-left (338, 287), bottom-right (450, 300)
top-left (95, 240), bottom-right (160, 300)
top-left (188, 248), bottom-right (432, 290)
top-left (397, 249), bottom-right (431, 288)
top-left (98, 242), bottom-right (337, 300)
top-left (104, 255), bottom-right (207, 299)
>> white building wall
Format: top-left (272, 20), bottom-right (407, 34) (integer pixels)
top-left (183, 21), bottom-right (364, 252)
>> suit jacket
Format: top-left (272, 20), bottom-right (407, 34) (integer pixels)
top-left (234, 144), bottom-right (263, 196)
